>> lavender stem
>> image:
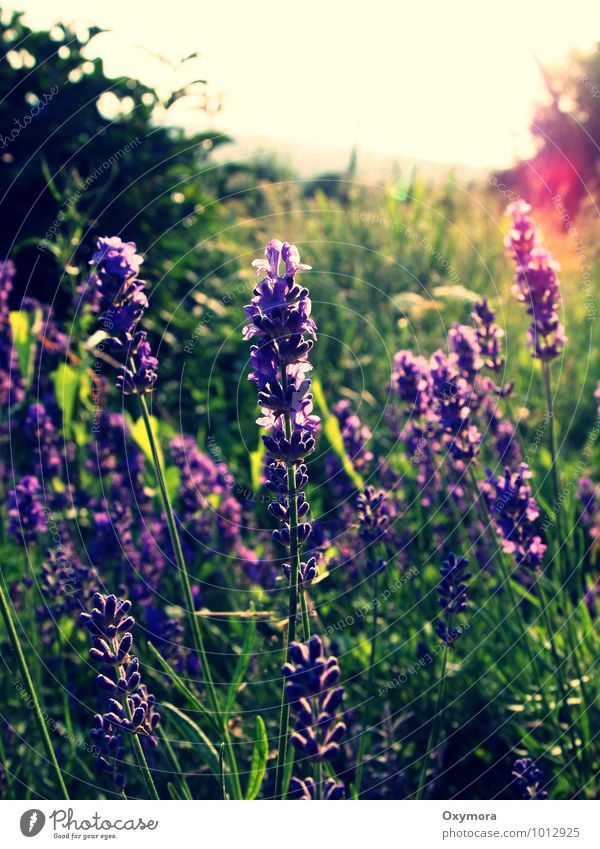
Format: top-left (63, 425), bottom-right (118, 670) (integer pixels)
top-left (0, 583), bottom-right (69, 799)
top-left (137, 393), bottom-right (242, 800)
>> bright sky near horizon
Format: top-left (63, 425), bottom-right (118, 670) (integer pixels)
top-left (6, 0), bottom-right (600, 169)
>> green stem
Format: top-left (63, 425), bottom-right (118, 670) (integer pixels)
top-left (467, 468), bottom-right (582, 774)
top-left (316, 758), bottom-right (324, 800)
top-left (542, 361), bottom-right (562, 543)
top-left (415, 645), bottom-right (448, 799)
top-left (159, 731), bottom-right (192, 800)
top-left (540, 364), bottom-right (586, 769)
top-left (274, 409), bottom-right (303, 799)
top-left (468, 467), bottom-right (543, 662)
top-left (58, 631), bottom-right (76, 769)
top-left (219, 742), bottom-right (228, 800)
top-left (138, 394), bottom-right (217, 709)
top-left (125, 705), bottom-right (160, 800)
top-left (0, 584), bottom-right (69, 799)
top-left (354, 567), bottom-right (381, 797)
top-left (536, 577), bottom-right (583, 770)
top-left (273, 674), bottom-right (290, 800)
top-left (300, 588), bottom-right (311, 639)
top-left (137, 393), bottom-right (242, 800)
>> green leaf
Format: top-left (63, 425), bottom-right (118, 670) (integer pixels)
top-left (225, 616), bottom-right (257, 720)
top-left (40, 156), bottom-right (63, 202)
top-left (9, 308), bottom-right (41, 389)
top-left (167, 782), bottom-right (182, 800)
top-left (146, 641), bottom-right (221, 735)
top-left (282, 743), bottom-right (295, 798)
top-left (312, 376), bottom-right (364, 490)
top-left (164, 465), bottom-right (181, 502)
top-left (160, 702), bottom-right (220, 778)
top-left (131, 414), bottom-right (165, 472)
top-left (249, 437), bottom-right (265, 494)
top-left (245, 715), bottom-right (268, 800)
top-left (51, 363), bottom-right (80, 428)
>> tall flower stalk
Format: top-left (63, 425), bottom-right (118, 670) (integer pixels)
top-left (88, 237), bottom-right (242, 798)
top-left (283, 636), bottom-right (346, 800)
top-left (243, 239), bottom-right (319, 797)
top-left (504, 201), bottom-right (566, 527)
top-left (415, 553), bottom-right (470, 799)
top-left (503, 205), bottom-right (585, 770)
top-left (80, 592), bottom-right (160, 798)
top-left (354, 485), bottom-right (390, 797)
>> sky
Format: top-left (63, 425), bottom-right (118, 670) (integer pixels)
top-left (6, 0), bottom-right (600, 170)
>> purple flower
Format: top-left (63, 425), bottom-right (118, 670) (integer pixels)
top-left (8, 476), bottom-right (46, 544)
top-left (435, 552), bottom-right (471, 645)
top-left (283, 635), bottom-right (347, 765)
top-left (0, 259), bottom-right (16, 313)
top-left (80, 592), bottom-right (160, 790)
top-left (245, 240), bottom-right (318, 565)
top-left (0, 258), bottom-right (25, 408)
top-left (92, 236), bottom-right (143, 283)
top-left (472, 299), bottom-right (505, 373)
top-left (323, 400), bottom-right (375, 511)
top-left (332, 399), bottom-right (374, 473)
top-left (448, 323), bottom-right (483, 379)
top-left (504, 200), bottom-right (537, 260)
top-left (482, 397), bottom-right (522, 469)
top-left (481, 464), bottom-right (547, 572)
top-left (115, 333), bottom-right (158, 396)
top-left (289, 775), bottom-right (345, 799)
top-left (356, 485), bottom-right (391, 574)
top-left (391, 350), bottom-right (431, 415)
top-left (505, 201), bottom-right (566, 361)
top-left (169, 435), bottom-right (242, 559)
top-left (24, 403), bottom-right (63, 478)
top-left (244, 240), bottom-right (318, 438)
top-left (512, 756), bottom-right (548, 799)
top-left (357, 485), bottom-right (390, 543)
top-left (577, 476), bottom-right (600, 541)
top-left (282, 556), bottom-right (318, 587)
top-left (90, 237), bottom-right (158, 395)
top-left (430, 350), bottom-right (481, 460)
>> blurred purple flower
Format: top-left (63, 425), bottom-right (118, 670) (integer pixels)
top-left (505, 201), bottom-right (566, 361)
top-left (512, 756), bottom-right (548, 799)
top-left (8, 475), bottom-right (46, 544)
top-left (481, 464), bottom-right (547, 572)
top-left (0, 259), bottom-right (25, 408)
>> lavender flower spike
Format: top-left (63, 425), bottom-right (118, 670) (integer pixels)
top-left (244, 239), bottom-right (319, 567)
top-left (481, 464), bottom-right (547, 573)
top-left (80, 592), bottom-right (160, 793)
top-left (244, 240), bottom-right (320, 799)
top-left (89, 236), bottom-right (158, 395)
top-left (0, 258), bottom-right (25, 408)
top-left (8, 476), bottom-right (46, 545)
top-left (512, 756), bottom-right (548, 799)
top-left (283, 635), bottom-right (347, 769)
top-left (435, 552), bottom-right (471, 645)
top-left (505, 201), bottom-right (566, 361)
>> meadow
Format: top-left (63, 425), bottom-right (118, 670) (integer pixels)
top-left (1, 14), bottom-right (600, 803)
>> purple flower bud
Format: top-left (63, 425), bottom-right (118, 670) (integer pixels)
top-left (512, 756), bottom-right (548, 799)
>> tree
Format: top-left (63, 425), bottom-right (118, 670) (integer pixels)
top-left (497, 44), bottom-right (600, 216)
